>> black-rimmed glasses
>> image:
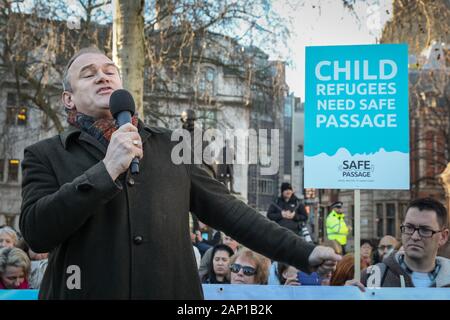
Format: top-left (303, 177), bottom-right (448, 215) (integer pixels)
top-left (400, 224), bottom-right (443, 238)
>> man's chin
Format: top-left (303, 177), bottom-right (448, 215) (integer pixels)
top-left (405, 248), bottom-right (423, 259)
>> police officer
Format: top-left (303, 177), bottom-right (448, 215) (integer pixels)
top-left (326, 201), bottom-right (349, 254)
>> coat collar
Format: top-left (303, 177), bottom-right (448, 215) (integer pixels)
top-left (60, 119), bottom-right (160, 150)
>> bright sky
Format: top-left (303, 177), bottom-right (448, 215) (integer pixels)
top-left (271, 0), bottom-right (394, 100)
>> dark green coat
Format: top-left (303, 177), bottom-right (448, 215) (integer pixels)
top-left (20, 123), bottom-right (315, 299)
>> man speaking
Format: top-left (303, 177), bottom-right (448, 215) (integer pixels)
top-left (20, 47), bottom-right (340, 299)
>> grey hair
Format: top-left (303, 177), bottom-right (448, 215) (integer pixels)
top-left (0, 226), bottom-right (18, 246)
top-left (62, 46), bottom-right (106, 92)
top-left (0, 247), bottom-right (31, 277)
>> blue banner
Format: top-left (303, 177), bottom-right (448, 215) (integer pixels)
top-left (2, 286), bottom-right (450, 300)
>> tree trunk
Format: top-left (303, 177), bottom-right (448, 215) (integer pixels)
top-left (112, 0), bottom-right (145, 117)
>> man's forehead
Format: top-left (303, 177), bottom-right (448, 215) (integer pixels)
top-left (380, 237), bottom-right (396, 245)
top-left (69, 53), bottom-right (116, 73)
top-left (405, 207), bottom-right (438, 226)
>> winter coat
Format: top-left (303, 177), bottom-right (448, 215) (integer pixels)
top-left (20, 123), bottom-right (315, 299)
top-left (361, 251), bottom-right (450, 288)
top-left (326, 210), bottom-right (349, 245)
top-left (267, 195), bottom-right (308, 233)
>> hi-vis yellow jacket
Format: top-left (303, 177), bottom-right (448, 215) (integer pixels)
top-left (326, 210), bottom-right (349, 245)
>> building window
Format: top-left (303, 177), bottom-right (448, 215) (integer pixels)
top-left (8, 159), bottom-right (20, 182)
top-left (386, 203), bottom-right (396, 236)
top-left (258, 179), bottom-right (274, 195)
top-left (398, 203), bottom-right (408, 224)
top-left (376, 202), bottom-right (406, 239)
top-left (6, 107), bottom-right (18, 125)
top-left (0, 159), bottom-right (4, 182)
top-left (198, 67), bottom-right (215, 95)
top-left (6, 104), bottom-right (28, 126)
top-left (7, 92), bottom-right (16, 106)
top-left (376, 203), bottom-right (384, 238)
top-left (249, 178), bottom-right (257, 193)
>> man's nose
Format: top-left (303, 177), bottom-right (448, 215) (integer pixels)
top-left (411, 230), bottom-right (422, 240)
top-left (95, 71), bottom-right (109, 83)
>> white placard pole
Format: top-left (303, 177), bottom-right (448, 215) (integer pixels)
top-left (354, 189), bottom-right (361, 280)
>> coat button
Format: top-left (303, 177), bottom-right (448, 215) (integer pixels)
top-left (128, 178), bottom-right (135, 186)
top-left (133, 236), bottom-right (143, 245)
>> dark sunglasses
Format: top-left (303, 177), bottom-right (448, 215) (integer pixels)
top-left (229, 263), bottom-right (257, 276)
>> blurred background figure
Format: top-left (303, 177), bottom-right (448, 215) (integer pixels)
top-left (216, 139), bottom-right (235, 193)
top-left (229, 249), bottom-right (270, 285)
top-left (199, 233), bottom-right (240, 280)
top-left (330, 253), bottom-right (368, 286)
top-left (0, 247), bottom-right (31, 289)
top-left (0, 226), bottom-right (18, 248)
top-left (321, 239), bottom-right (343, 256)
top-left (267, 183), bottom-right (309, 237)
top-left (201, 244), bottom-right (234, 284)
top-left (269, 262), bottom-right (300, 286)
top-left (326, 201), bottom-right (349, 254)
top-left (373, 235), bottom-right (399, 264)
top-left (360, 239), bottom-right (375, 266)
top-left (193, 221), bottom-right (222, 257)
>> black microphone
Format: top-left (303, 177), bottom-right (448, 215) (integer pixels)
top-left (109, 89), bottom-right (139, 175)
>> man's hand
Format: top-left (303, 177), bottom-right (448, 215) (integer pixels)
top-left (345, 279), bottom-right (366, 292)
top-left (308, 246), bottom-right (341, 277)
top-left (284, 275), bottom-right (301, 286)
top-left (103, 123), bottom-right (143, 180)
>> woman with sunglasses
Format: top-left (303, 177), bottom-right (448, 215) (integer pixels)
top-left (229, 248), bottom-right (270, 285)
top-left (201, 244), bottom-right (234, 284)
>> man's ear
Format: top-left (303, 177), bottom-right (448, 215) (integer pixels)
top-left (62, 91), bottom-right (75, 110)
top-left (438, 228), bottom-right (449, 247)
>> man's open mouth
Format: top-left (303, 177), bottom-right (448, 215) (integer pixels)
top-left (97, 87), bottom-right (113, 94)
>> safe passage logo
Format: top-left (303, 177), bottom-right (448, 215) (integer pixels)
top-left (304, 44), bottom-right (409, 190)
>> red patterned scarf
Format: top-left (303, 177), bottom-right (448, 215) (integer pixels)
top-left (67, 109), bottom-right (139, 147)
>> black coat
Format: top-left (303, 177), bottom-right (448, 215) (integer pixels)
top-left (267, 195), bottom-right (308, 233)
top-left (20, 123), bottom-right (315, 299)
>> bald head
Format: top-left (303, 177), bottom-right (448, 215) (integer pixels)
top-left (378, 235), bottom-right (398, 260)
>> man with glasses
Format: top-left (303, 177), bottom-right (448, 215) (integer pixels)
top-left (348, 198), bottom-right (450, 289)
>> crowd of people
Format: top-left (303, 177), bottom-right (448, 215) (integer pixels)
top-left (189, 194), bottom-right (450, 290)
top-left (0, 226), bottom-right (48, 289)
top-left (1, 193), bottom-right (449, 293)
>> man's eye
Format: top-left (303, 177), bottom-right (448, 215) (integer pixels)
top-left (83, 74), bottom-right (94, 78)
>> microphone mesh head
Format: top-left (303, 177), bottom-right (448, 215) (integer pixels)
top-left (109, 89), bottom-right (136, 118)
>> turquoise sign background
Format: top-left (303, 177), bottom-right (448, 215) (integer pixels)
top-left (304, 44), bottom-right (409, 189)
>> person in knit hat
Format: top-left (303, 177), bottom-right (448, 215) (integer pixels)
top-left (267, 182), bottom-right (308, 235)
